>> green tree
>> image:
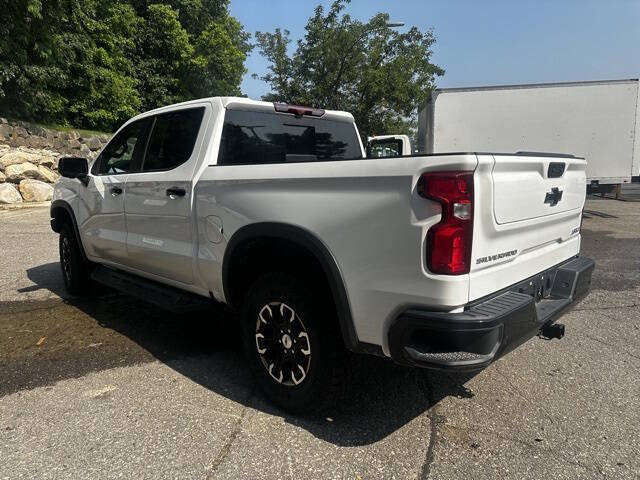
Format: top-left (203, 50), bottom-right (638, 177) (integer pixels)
top-left (254, 0), bottom-right (444, 139)
top-left (188, 15), bottom-right (251, 99)
top-left (0, 0), bottom-right (70, 124)
top-left (0, 0), bottom-right (251, 131)
top-left (127, 0), bottom-right (251, 112)
top-left (135, 3), bottom-right (193, 111)
top-left (64, 0), bottom-right (142, 130)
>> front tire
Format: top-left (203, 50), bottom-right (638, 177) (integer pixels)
top-left (241, 272), bottom-right (346, 414)
top-left (59, 224), bottom-right (91, 296)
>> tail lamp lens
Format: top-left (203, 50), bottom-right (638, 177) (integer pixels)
top-left (417, 172), bottom-right (474, 275)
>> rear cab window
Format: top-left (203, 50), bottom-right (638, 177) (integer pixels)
top-left (142, 107), bottom-right (205, 172)
top-left (218, 109), bottom-right (362, 165)
top-left (367, 138), bottom-right (403, 158)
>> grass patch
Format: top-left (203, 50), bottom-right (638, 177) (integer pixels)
top-left (36, 122), bottom-right (111, 137)
top-left (4, 117), bottom-right (112, 136)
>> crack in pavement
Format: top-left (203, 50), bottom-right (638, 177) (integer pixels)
top-left (494, 367), bottom-right (558, 427)
top-left (205, 393), bottom-right (253, 478)
top-left (420, 373), bottom-right (442, 480)
top-left (443, 423), bottom-right (608, 478)
top-left (581, 329), bottom-right (640, 362)
top-left (0, 299), bottom-right (66, 315)
top-left (574, 303), bottom-right (640, 312)
top-left (494, 363), bottom-right (630, 477)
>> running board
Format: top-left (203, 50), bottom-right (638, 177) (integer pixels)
top-left (90, 265), bottom-right (212, 313)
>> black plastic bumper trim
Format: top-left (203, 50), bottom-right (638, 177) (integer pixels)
top-left (388, 255), bottom-right (595, 370)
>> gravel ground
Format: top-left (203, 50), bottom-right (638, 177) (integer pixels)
top-left (0, 196), bottom-right (638, 479)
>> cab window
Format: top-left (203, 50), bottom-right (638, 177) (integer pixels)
top-left (142, 108), bottom-right (205, 172)
top-left (367, 138), bottom-right (403, 158)
top-left (93, 118), bottom-right (151, 175)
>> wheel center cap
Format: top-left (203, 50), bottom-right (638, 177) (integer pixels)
top-left (282, 334), bottom-right (292, 349)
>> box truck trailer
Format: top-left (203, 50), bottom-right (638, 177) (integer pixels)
top-left (417, 79), bottom-right (640, 192)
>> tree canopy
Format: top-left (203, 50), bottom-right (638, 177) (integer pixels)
top-left (0, 0), bottom-right (251, 131)
top-left (254, 0), bottom-right (444, 139)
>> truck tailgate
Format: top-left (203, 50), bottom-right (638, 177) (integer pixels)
top-left (469, 154), bottom-right (586, 301)
top-left (492, 155), bottom-right (586, 223)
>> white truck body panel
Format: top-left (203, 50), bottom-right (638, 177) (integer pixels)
top-left (53, 96), bottom-right (587, 357)
top-left (195, 153), bottom-right (478, 353)
top-left (469, 154), bottom-right (583, 301)
top-left (418, 79), bottom-right (640, 184)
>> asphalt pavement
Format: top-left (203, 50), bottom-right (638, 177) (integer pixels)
top-left (0, 196), bottom-right (638, 479)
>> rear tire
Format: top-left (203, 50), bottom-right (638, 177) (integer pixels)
top-left (241, 272), bottom-right (346, 414)
top-left (59, 223), bottom-right (91, 296)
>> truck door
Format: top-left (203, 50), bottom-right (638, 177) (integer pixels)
top-left (123, 104), bottom-right (210, 285)
top-left (79, 118), bottom-right (152, 265)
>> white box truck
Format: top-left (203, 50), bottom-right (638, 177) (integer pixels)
top-left (417, 79), bottom-right (640, 192)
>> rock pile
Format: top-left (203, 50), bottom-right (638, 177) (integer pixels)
top-left (0, 118), bottom-right (111, 204)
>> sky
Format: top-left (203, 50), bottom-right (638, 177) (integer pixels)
top-left (229, 0), bottom-right (640, 101)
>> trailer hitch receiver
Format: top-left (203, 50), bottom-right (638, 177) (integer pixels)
top-left (540, 323), bottom-right (565, 340)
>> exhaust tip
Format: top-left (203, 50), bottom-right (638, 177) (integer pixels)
top-left (540, 323), bottom-right (565, 340)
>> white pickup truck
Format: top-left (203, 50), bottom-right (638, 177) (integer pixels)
top-left (51, 97), bottom-right (594, 413)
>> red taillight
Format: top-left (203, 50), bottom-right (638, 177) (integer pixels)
top-left (273, 103), bottom-right (325, 117)
top-left (418, 171), bottom-right (474, 275)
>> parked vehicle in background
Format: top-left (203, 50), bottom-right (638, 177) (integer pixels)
top-left (417, 79), bottom-right (640, 193)
top-left (51, 97), bottom-right (594, 413)
top-left (367, 134), bottom-right (412, 157)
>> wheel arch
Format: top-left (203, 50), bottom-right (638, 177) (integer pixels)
top-left (50, 199), bottom-right (89, 263)
top-left (222, 222), bottom-right (363, 352)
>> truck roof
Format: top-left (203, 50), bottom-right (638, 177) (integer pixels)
top-left (131, 96), bottom-right (355, 124)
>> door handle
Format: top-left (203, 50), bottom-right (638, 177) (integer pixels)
top-left (166, 187), bottom-right (186, 199)
top-left (110, 186), bottom-right (123, 196)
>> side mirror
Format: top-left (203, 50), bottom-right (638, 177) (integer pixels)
top-left (58, 157), bottom-right (89, 186)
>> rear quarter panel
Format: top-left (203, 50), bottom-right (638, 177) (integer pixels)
top-left (195, 154), bottom-right (477, 353)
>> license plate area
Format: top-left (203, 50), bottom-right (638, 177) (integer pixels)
top-left (515, 271), bottom-right (557, 303)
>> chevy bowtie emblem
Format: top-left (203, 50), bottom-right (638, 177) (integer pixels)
top-left (544, 187), bottom-right (563, 206)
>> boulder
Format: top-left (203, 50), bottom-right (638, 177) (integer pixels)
top-left (38, 155), bottom-right (56, 168)
top-left (27, 125), bottom-right (49, 137)
top-left (52, 137), bottom-right (68, 150)
top-left (27, 135), bottom-right (52, 149)
top-left (37, 165), bottom-right (59, 183)
top-left (0, 183), bottom-right (23, 204)
top-left (86, 136), bottom-right (103, 151)
top-left (0, 151), bottom-right (42, 170)
top-left (0, 170), bottom-right (5, 182)
top-left (68, 139), bottom-right (82, 150)
top-left (19, 179), bottom-right (53, 202)
top-left (4, 162), bottom-right (41, 183)
top-left (79, 143), bottom-right (91, 155)
top-left (63, 130), bottom-right (80, 141)
top-left (14, 126), bottom-right (28, 138)
top-left (0, 124), bottom-right (12, 138)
